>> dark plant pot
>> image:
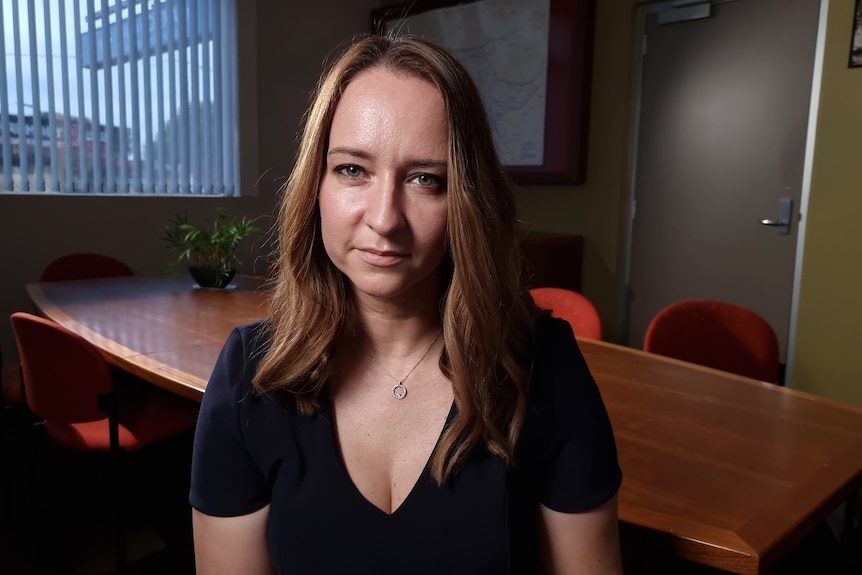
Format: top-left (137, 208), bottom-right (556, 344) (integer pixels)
top-left (189, 266), bottom-right (235, 289)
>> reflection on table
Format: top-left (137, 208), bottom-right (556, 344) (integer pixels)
top-left (27, 275), bottom-right (267, 400)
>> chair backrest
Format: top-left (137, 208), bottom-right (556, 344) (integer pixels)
top-left (643, 299), bottom-right (780, 383)
top-left (530, 287), bottom-right (603, 340)
top-left (40, 252), bottom-right (134, 282)
top-left (10, 312), bottom-right (114, 423)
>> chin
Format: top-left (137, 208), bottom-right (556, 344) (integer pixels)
top-left (351, 281), bottom-right (411, 300)
top-left (348, 273), bottom-right (437, 302)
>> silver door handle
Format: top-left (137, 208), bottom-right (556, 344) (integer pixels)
top-left (759, 198), bottom-right (792, 235)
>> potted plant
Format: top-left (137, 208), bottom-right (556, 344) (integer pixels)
top-left (162, 207), bottom-right (258, 289)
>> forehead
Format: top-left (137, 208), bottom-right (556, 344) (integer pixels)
top-left (333, 67), bottom-right (448, 127)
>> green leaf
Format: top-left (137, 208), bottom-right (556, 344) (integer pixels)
top-left (161, 207), bottom-right (259, 275)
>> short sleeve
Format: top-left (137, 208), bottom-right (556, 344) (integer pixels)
top-left (525, 317), bottom-right (622, 513)
top-left (189, 323), bottom-right (271, 517)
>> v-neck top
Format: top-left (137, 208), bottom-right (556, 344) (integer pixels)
top-left (190, 316), bottom-right (621, 575)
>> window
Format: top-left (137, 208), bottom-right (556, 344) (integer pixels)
top-left (1, 0), bottom-right (239, 196)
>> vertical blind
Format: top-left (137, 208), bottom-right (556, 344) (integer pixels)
top-left (0, 0), bottom-right (239, 196)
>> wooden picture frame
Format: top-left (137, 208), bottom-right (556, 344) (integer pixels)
top-left (851, 0), bottom-right (862, 67)
top-left (371, 0), bottom-right (596, 185)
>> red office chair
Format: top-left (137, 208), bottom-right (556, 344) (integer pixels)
top-left (41, 252), bottom-right (134, 282)
top-left (2, 254), bottom-right (136, 410)
top-left (10, 312), bottom-right (199, 574)
top-left (530, 287), bottom-right (603, 340)
top-left (643, 299), bottom-right (780, 383)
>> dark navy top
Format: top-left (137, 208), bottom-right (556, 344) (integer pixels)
top-left (190, 316), bottom-right (621, 575)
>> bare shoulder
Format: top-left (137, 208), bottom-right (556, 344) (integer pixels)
top-left (192, 505), bottom-right (276, 575)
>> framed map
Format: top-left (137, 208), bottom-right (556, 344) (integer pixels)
top-left (372, 0), bottom-right (596, 185)
top-left (851, 0), bottom-right (862, 67)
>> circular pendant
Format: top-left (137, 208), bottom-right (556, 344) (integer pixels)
top-left (392, 383), bottom-right (407, 400)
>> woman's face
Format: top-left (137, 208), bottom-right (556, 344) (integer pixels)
top-left (318, 67), bottom-right (449, 305)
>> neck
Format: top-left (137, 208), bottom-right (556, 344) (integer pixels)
top-left (354, 315), bottom-right (441, 361)
top-left (349, 290), bottom-right (443, 360)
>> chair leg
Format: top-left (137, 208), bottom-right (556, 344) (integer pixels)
top-left (107, 390), bottom-right (127, 575)
top-left (26, 422), bottom-right (47, 575)
top-left (111, 450), bottom-right (127, 575)
top-left (842, 489), bottom-right (859, 545)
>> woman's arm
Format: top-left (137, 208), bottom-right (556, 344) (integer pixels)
top-left (193, 505), bottom-right (276, 575)
top-left (539, 495), bottom-right (624, 575)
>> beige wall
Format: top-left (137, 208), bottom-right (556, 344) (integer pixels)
top-left (2, 0), bottom-right (860, 407)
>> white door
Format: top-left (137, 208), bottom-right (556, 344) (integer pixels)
top-left (623, 0), bottom-right (821, 376)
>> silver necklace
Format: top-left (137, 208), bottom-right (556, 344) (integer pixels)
top-left (366, 329), bottom-right (442, 400)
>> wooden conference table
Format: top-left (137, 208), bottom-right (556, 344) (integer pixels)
top-left (26, 276), bottom-right (862, 575)
top-left (26, 275), bottom-right (267, 401)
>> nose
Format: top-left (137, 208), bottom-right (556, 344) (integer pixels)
top-left (364, 173), bottom-right (405, 235)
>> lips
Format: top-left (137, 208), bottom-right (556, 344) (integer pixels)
top-left (357, 247), bottom-right (409, 267)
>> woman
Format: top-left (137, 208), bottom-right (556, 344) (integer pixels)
top-left (190, 33), bottom-right (623, 575)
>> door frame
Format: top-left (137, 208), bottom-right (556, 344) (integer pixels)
top-left (617, 0), bottom-right (829, 388)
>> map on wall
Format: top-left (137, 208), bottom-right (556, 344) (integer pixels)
top-left (375, 0), bottom-right (595, 185)
top-left (383, 0), bottom-right (551, 166)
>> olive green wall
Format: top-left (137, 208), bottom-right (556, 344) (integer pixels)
top-left (790, 0), bottom-right (862, 405)
top-left (515, 1), bottom-right (638, 344)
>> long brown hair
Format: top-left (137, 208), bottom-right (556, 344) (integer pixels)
top-left (253, 33), bottom-right (536, 482)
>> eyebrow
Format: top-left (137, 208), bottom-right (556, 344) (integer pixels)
top-left (327, 146), bottom-right (371, 160)
top-left (411, 159), bottom-right (448, 171)
top-left (327, 147), bottom-right (447, 170)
